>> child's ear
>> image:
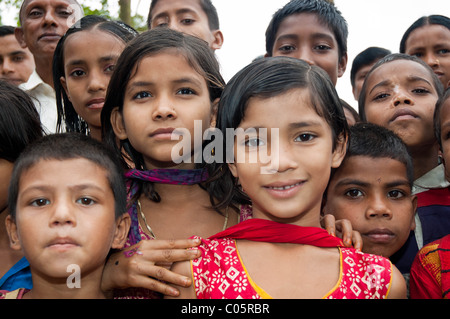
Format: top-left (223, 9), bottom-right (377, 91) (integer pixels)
top-left (227, 163), bottom-right (238, 179)
top-left (210, 98), bottom-right (220, 128)
top-left (410, 195), bottom-right (418, 231)
top-left (210, 30), bottom-right (224, 51)
top-left (337, 52), bottom-right (348, 78)
top-left (111, 213), bottom-right (131, 250)
top-left (60, 76), bottom-right (71, 101)
top-left (5, 215), bottom-right (22, 251)
top-left (331, 132), bottom-right (347, 168)
top-left (110, 107), bottom-right (128, 140)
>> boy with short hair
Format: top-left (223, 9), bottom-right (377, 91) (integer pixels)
top-left (147, 0), bottom-right (224, 51)
top-left (350, 46), bottom-right (391, 101)
top-left (264, 0), bottom-right (348, 86)
top-left (323, 122), bottom-right (417, 259)
top-left (1, 133), bottom-right (130, 299)
top-left (0, 26), bottom-right (35, 86)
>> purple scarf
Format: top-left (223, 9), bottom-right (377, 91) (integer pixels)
top-left (125, 168), bottom-right (209, 244)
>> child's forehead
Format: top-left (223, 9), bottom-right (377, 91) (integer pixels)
top-left (367, 59), bottom-right (435, 86)
top-left (277, 12), bottom-right (335, 37)
top-left (338, 155), bottom-right (408, 180)
top-left (19, 158), bottom-right (109, 185)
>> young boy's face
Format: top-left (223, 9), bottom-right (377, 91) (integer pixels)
top-left (149, 0), bottom-right (223, 50)
top-left (362, 60), bottom-right (439, 152)
top-left (323, 155), bottom-right (416, 258)
top-left (269, 13), bottom-right (347, 86)
top-left (0, 34), bottom-right (35, 86)
top-left (438, 97), bottom-right (450, 181)
top-left (7, 158), bottom-right (127, 281)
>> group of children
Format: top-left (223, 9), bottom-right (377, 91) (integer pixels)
top-left (0, 0), bottom-right (450, 300)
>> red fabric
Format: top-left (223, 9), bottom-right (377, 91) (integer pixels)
top-left (416, 187), bottom-right (450, 207)
top-left (439, 235), bottom-right (450, 299)
top-left (209, 218), bottom-right (344, 247)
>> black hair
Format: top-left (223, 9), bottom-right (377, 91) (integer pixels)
top-left (0, 80), bottom-right (44, 163)
top-left (0, 26), bottom-right (15, 37)
top-left (8, 133), bottom-right (127, 220)
top-left (350, 47), bottom-right (391, 88)
top-left (434, 87), bottom-right (450, 150)
top-left (147, 0), bottom-right (220, 30)
top-left (358, 53), bottom-right (444, 121)
top-left (400, 15), bottom-right (450, 53)
top-left (345, 122), bottom-right (414, 187)
top-left (265, 0), bottom-right (348, 60)
top-left (206, 56), bottom-right (348, 211)
top-left (101, 27), bottom-right (225, 204)
top-left (53, 15), bottom-right (138, 136)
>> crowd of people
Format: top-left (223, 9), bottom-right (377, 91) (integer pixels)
top-left (0, 0), bottom-right (449, 300)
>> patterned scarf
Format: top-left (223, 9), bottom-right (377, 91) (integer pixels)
top-left (125, 168), bottom-right (210, 244)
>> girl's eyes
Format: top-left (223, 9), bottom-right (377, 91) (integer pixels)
top-left (133, 91), bottom-right (152, 100)
top-left (177, 88), bottom-right (195, 95)
top-left (295, 133), bottom-right (315, 142)
top-left (105, 64), bottom-right (116, 73)
top-left (69, 69), bottom-right (86, 77)
top-left (244, 137), bottom-right (265, 148)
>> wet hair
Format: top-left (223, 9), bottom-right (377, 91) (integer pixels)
top-left (400, 15), bottom-right (450, 53)
top-left (350, 47), bottom-right (391, 88)
top-left (0, 26), bottom-right (15, 37)
top-left (8, 133), bottom-right (127, 220)
top-left (265, 0), bottom-right (348, 60)
top-left (345, 122), bottom-right (414, 187)
top-left (53, 15), bottom-right (138, 136)
top-left (101, 27), bottom-right (225, 203)
top-left (434, 87), bottom-right (450, 150)
top-left (358, 53), bottom-right (444, 121)
top-left (206, 56), bottom-right (348, 210)
top-left (147, 0), bottom-right (220, 30)
top-left (0, 80), bottom-right (44, 163)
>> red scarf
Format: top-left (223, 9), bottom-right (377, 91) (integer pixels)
top-left (209, 218), bottom-right (344, 247)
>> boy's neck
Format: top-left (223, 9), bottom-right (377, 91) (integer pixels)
top-left (410, 146), bottom-right (440, 180)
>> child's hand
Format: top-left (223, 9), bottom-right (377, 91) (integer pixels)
top-left (101, 238), bottom-right (202, 297)
top-left (321, 214), bottom-right (363, 251)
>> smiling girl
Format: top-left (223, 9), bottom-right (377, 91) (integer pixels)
top-left (167, 57), bottom-right (405, 299)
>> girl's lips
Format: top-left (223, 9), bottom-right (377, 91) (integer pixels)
top-left (86, 98), bottom-right (105, 109)
top-left (263, 180), bottom-right (305, 198)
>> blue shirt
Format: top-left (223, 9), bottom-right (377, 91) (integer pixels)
top-left (0, 257), bottom-right (32, 291)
